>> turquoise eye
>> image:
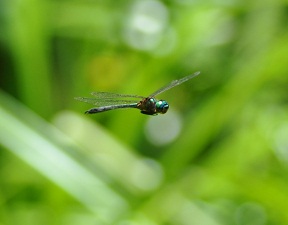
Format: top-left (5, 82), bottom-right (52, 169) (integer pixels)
top-left (156, 100), bottom-right (169, 114)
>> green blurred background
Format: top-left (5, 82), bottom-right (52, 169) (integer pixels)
top-left (1, 0), bottom-right (288, 224)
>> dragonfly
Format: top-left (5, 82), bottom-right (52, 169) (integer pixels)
top-left (75, 71), bottom-right (200, 115)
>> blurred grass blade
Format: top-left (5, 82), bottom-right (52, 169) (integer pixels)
top-left (53, 111), bottom-right (163, 194)
top-left (6, 0), bottom-right (54, 118)
top-left (0, 89), bottom-right (128, 223)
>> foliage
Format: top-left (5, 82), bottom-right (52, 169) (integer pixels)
top-left (1, 0), bottom-right (288, 224)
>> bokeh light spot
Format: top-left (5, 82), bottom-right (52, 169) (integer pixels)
top-left (145, 110), bottom-right (182, 146)
top-left (123, 0), bottom-right (169, 51)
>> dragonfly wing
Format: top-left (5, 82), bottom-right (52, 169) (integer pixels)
top-left (90, 92), bottom-right (145, 99)
top-left (149, 71), bottom-right (200, 97)
top-left (74, 97), bottom-right (137, 106)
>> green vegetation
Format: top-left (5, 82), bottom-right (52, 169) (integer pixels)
top-left (1, 0), bottom-right (288, 224)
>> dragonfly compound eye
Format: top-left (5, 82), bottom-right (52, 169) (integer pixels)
top-left (156, 100), bottom-right (169, 114)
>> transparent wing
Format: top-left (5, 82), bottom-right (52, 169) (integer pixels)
top-left (74, 97), bottom-right (137, 107)
top-left (90, 92), bottom-right (145, 99)
top-left (149, 71), bottom-right (200, 97)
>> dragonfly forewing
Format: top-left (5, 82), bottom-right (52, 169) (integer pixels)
top-left (74, 97), bottom-right (137, 107)
top-left (90, 92), bottom-right (145, 99)
top-left (149, 71), bottom-right (200, 97)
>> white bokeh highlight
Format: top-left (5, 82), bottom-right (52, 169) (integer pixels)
top-left (145, 110), bottom-right (183, 146)
top-left (123, 0), bottom-right (169, 51)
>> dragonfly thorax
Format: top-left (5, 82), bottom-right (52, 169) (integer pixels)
top-left (138, 97), bottom-right (169, 115)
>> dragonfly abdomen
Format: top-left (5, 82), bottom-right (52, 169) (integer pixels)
top-left (85, 103), bottom-right (138, 114)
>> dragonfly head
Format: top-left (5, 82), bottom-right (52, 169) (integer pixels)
top-left (156, 100), bottom-right (169, 114)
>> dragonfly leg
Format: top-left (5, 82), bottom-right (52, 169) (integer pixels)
top-left (140, 111), bottom-right (158, 116)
